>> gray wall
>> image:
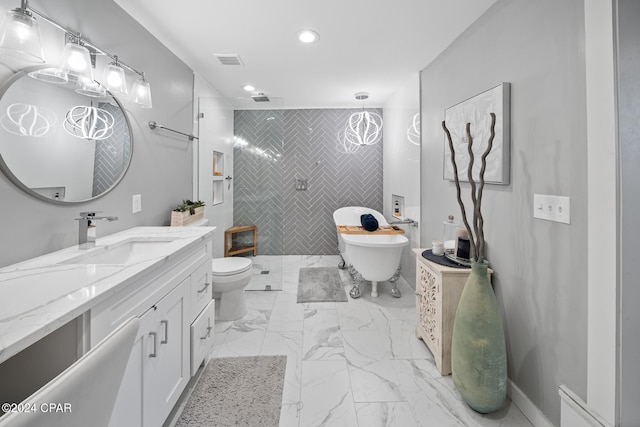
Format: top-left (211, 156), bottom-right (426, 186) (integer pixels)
top-left (234, 109), bottom-right (383, 255)
top-left (420, 1), bottom-right (587, 424)
top-left (0, 0), bottom-right (194, 268)
top-left (617, 1), bottom-right (640, 424)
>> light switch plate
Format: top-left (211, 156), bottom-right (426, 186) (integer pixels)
top-left (533, 194), bottom-right (570, 224)
top-left (132, 194), bottom-right (142, 214)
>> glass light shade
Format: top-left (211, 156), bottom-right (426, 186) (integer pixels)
top-left (59, 42), bottom-right (93, 83)
top-left (102, 62), bottom-right (128, 95)
top-left (75, 79), bottom-right (106, 98)
top-left (0, 9), bottom-right (44, 63)
top-left (28, 67), bottom-right (68, 84)
top-left (131, 75), bottom-right (152, 108)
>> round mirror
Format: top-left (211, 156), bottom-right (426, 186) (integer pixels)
top-left (0, 67), bottom-right (133, 204)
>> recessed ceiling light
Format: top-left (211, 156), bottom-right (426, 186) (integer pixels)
top-left (243, 84), bottom-right (255, 92)
top-left (297, 30), bottom-right (319, 44)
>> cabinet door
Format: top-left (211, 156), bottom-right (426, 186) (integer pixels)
top-left (143, 279), bottom-right (190, 427)
top-left (108, 307), bottom-right (156, 427)
top-left (417, 262), bottom-right (441, 353)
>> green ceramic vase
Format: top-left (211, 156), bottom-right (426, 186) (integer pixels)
top-left (451, 260), bottom-right (507, 413)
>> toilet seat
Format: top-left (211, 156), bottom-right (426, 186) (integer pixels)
top-left (211, 257), bottom-right (252, 277)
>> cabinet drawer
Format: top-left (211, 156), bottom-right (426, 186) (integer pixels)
top-left (190, 300), bottom-right (214, 376)
top-left (190, 260), bottom-right (212, 323)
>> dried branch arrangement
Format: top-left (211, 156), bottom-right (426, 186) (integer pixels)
top-left (442, 113), bottom-right (496, 263)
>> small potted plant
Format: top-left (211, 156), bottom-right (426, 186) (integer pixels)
top-left (170, 199), bottom-right (205, 226)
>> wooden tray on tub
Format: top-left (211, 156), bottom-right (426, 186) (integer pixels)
top-left (336, 225), bottom-right (405, 235)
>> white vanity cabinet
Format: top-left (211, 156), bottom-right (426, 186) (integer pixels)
top-left (90, 236), bottom-right (213, 427)
top-left (0, 227), bottom-right (217, 427)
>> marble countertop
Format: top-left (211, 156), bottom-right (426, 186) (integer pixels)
top-left (0, 226), bottom-right (215, 364)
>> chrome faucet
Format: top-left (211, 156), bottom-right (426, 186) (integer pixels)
top-left (76, 211), bottom-right (118, 248)
top-left (389, 217), bottom-right (419, 227)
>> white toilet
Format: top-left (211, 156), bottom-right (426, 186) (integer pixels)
top-left (186, 218), bottom-right (253, 321)
top-left (211, 256), bottom-right (252, 321)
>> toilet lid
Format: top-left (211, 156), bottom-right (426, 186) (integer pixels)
top-left (211, 257), bottom-right (252, 276)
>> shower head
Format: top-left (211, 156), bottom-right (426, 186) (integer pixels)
top-left (252, 92), bottom-right (270, 102)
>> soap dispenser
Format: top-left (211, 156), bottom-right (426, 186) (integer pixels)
top-left (443, 215), bottom-right (457, 255)
top-left (394, 201), bottom-right (401, 217)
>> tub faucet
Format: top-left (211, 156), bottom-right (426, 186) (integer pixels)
top-left (76, 211), bottom-right (118, 248)
top-left (389, 218), bottom-right (418, 227)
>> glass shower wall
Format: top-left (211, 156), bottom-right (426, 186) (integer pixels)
top-left (233, 109), bottom-right (285, 290)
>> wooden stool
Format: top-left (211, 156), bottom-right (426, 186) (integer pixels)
top-left (224, 225), bottom-right (257, 257)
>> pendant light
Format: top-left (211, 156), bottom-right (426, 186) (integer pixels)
top-left (0, 0), bottom-right (44, 63)
top-left (343, 92), bottom-right (383, 147)
top-left (130, 73), bottom-right (152, 108)
top-left (64, 105), bottom-right (114, 140)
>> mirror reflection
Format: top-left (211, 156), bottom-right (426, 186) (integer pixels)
top-left (0, 68), bottom-right (132, 203)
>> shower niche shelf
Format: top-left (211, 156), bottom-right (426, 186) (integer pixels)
top-left (212, 180), bottom-right (223, 206)
top-left (212, 151), bottom-right (224, 178)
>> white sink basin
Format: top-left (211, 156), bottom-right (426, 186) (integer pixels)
top-left (61, 238), bottom-right (177, 265)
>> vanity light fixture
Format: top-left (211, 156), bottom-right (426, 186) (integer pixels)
top-left (59, 36), bottom-right (93, 84)
top-left (27, 66), bottom-right (68, 84)
top-left (130, 73), bottom-right (152, 108)
top-left (297, 29), bottom-right (319, 44)
top-left (75, 79), bottom-right (107, 98)
top-left (0, 1), bottom-right (152, 108)
top-left (0, 0), bottom-right (44, 63)
top-left (341, 92), bottom-right (383, 150)
top-left (102, 56), bottom-right (128, 95)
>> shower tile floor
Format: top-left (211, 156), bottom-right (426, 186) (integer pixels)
top-left (210, 255), bottom-right (533, 427)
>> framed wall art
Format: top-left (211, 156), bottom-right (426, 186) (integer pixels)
top-left (443, 82), bottom-right (511, 185)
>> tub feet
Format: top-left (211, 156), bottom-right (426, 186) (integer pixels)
top-left (349, 285), bottom-right (361, 299)
top-left (348, 265), bottom-right (363, 299)
top-left (338, 255), bottom-right (346, 270)
top-left (389, 268), bottom-right (402, 298)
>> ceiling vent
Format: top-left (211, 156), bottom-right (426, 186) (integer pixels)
top-left (213, 54), bottom-right (244, 66)
top-left (252, 93), bottom-right (270, 102)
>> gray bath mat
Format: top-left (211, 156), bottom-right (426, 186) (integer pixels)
top-left (297, 267), bottom-right (348, 303)
top-left (175, 355), bottom-right (287, 426)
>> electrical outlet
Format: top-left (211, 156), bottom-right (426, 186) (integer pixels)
top-left (132, 194), bottom-right (142, 214)
top-left (533, 194), bottom-right (570, 224)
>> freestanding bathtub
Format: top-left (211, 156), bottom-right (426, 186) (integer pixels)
top-left (333, 206), bottom-right (409, 298)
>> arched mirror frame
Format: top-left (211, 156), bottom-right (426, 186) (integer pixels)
top-left (0, 65), bottom-right (134, 205)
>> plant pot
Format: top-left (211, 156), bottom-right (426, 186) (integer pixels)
top-left (170, 206), bottom-right (204, 226)
top-left (451, 260), bottom-right (507, 413)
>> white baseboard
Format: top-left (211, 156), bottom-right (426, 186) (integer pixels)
top-left (508, 380), bottom-right (555, 427)
top-left (558, 385), bottom-right (610, 427)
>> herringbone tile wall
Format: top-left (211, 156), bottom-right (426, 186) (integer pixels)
top-left (234, 109), bottom-right (383, 255)
top-left (92, 103), bottom-right (131, 197)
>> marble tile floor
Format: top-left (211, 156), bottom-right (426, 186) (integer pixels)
top-left (245, 255), bottom-right (285, 291)
top-left (210, 255), bottom-right (533, 427)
